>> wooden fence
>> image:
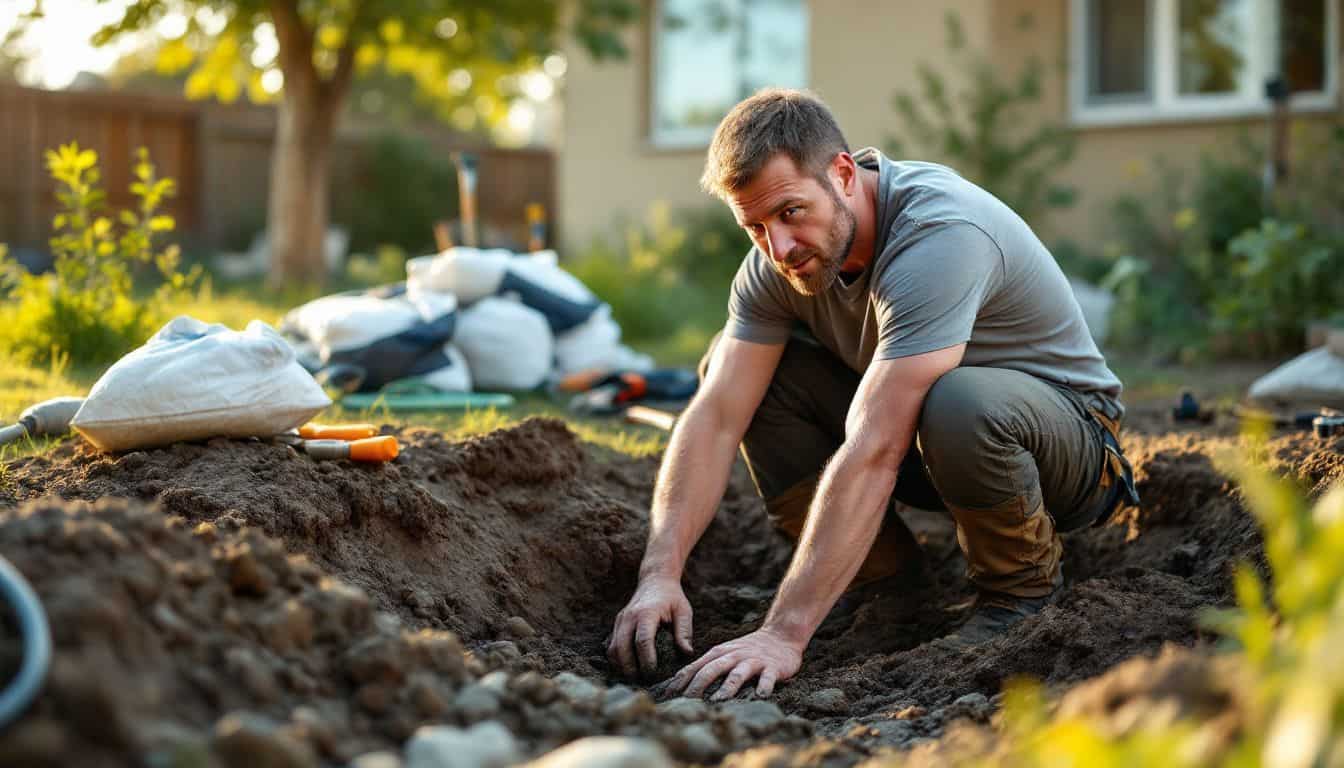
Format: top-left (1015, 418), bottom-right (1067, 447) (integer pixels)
top-left (0, 83), bottom-right (554, 255)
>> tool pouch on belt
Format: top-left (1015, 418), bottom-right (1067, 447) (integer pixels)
top-left (1086, 409), bottom-right (1141, 526)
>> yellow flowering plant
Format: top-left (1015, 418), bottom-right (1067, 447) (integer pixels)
top-left (0, 143), bottom-right (199, 367)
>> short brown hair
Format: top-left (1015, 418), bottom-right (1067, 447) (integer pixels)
top-left (699, 88), bottom-right (850, 200)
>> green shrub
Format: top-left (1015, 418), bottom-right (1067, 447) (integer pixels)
top-left (886, 11), bottom-right (1077, 227)
top-left (1101, 139), bottom-right (1343, 360)
top-left (0, 143), bottom-right (198, 367)
top-left (566, 202), bottom-right (748, 361)
top-left (334, 132), bottom-right (458, 255)
top-left (905, 430), bottom-right (1343, 766)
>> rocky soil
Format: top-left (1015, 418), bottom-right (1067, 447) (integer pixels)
top-left (0, 409), bottom-right (1339, 767)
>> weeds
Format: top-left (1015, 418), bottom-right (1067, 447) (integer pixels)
top-left (0, 143), bottom-right (200, 367)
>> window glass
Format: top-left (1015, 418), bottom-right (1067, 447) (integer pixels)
top-left (1280, 0), bottom-right (1327, 92)
top-left (653, 0), bottom-right (808, 143)
top-left (1089, 0), bottom-right (1152, 99)
top-left (1178, 0), bottom-right (1251, 94)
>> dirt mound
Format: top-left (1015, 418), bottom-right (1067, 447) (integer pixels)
top-left (0, 417), bottom-right (1338, 766)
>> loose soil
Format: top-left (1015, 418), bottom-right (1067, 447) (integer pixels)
top-left (0, 408), bottom-right (1340, 766)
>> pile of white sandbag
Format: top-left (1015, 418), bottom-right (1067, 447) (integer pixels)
top-left (1248, 327), bottom-right (1344, 410)
top-left (282, 248), bottom-right (653, 393)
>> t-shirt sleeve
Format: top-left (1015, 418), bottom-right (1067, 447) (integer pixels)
top-left (873, 222), bottom-right (1003, 360)
top-left (724, 250), bottom-right (794, 345)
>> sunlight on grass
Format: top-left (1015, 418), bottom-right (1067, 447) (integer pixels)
top-left (329, 397), bottom-right (668, 458)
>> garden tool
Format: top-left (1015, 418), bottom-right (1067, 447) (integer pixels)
top-left (0, 397), bottom-right (85, 447)
top-left (624, 405), bottom-right (677, 432)
top-left (1314, 410), bottom-right (1344, 440)
top-left (274, 423), bottom-right (399, 462)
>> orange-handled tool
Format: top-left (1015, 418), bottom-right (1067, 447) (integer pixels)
top-left (298, 423), bottom-right (378, 440)
top-left (298, 436), bottom-right (400, 462)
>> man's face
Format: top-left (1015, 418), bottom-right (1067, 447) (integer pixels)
top-left (727, 153), bottom-right (857, 296)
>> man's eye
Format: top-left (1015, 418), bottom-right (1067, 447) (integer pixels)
top-left (781, 207), bottom-right (801, 221)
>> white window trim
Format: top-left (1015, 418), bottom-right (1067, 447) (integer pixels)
top-left (1069, 0), bottom-right (1339, 127)
top-left (647, 0), bottom-right (810, 149)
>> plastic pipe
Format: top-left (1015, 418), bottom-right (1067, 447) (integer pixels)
top-left (0, 554), bottom-right (50, 729)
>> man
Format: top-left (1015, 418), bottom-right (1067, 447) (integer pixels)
top-left (606, 89), bottom-right (1137, 701)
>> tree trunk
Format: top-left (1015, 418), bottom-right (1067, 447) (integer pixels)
top-left (266, 84), bottom-right (337, 288)
top-left (265, 0), bottom-right (358, 289)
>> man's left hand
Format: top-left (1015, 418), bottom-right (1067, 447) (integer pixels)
top-left (663, 628), bottom-right (803, 700)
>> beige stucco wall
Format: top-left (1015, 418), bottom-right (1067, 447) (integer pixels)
top-left (559, 0), bottom-right (1341, 252)
top-left (991, 0), bottom-right (1343, 246)
top-left (557, 0), bottom-right (991, 252)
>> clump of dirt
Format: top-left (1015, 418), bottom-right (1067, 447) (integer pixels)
top-left (0, 415), bottom-right (1339, 766)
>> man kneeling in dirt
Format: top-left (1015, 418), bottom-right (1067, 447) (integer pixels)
top-left (607, 88), bottom-right (1139, 700)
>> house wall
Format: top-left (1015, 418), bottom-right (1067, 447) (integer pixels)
top-left (990, 0), bottom-right (1343, 246)
top-left (557, 0), bottom-right (991, 252)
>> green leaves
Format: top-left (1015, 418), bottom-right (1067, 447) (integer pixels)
top-left (887, 10), bottom-right (1076, 228)
top-left (0, 142), bottom-right (200, 367)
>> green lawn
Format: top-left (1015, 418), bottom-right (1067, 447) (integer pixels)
top-left (0, 283), bottom-right (670, 461)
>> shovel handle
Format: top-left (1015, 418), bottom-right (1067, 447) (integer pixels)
top-left (299, 423), bottom-right (378, 440)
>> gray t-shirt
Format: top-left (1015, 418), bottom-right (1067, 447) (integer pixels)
top-left (725, 147), bottom-right (1122, 402)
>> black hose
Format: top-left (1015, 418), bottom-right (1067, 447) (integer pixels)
top-left (0, 554), bottom-right (50, 729)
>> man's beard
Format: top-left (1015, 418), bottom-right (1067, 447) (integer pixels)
top-left (777, 197), bottom-right (857, 296)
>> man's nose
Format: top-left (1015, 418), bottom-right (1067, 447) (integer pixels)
top-left (764, 223), bottom-right (794, 262)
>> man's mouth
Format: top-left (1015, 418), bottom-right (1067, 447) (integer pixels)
top-left (788, 254), bottom-right (814, 273)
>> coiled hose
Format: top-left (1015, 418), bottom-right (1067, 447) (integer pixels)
top-left (0, 554), bottom-right (49, 729)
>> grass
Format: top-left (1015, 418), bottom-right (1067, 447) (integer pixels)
top-left (0, 282), bottom-right (672, 462)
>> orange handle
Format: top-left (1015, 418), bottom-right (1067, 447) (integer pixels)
top-left (347, 435), bottom-right (400, 462)
top-left (299, 423), bottom-right (378, 440)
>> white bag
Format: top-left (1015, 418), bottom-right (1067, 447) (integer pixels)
top-left (407, 247), bottom-right (512, 303)
top-left (1248, 347), bottom-right (1344, 410)
top-left (454, 298), bottom-right (553, 390)
top-left (554, 305), bottom-right (654, 375)
top-left (283, 289), bottom-right (458, 360)
top-left (408, 247), bottom-right (601, 332)
top-left (72, 316), bottom-right (331, 452)
top-left (417, 343), bottom-right (473, 393)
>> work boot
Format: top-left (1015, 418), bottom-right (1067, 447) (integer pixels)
top-left (937, 585), bottom-right (1060, 648)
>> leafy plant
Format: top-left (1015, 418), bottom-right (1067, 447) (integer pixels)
top-left (0, 143), bottom-right (199, 367)
top-left (566, 202), bottom-right (748, 361)
top-left (886, 11), bottom-right (1077, 226)
top-left (896, 428), bottom-right (1344, 767)
top-left (1100, 139), bottom-right (1343, 360)
top-left (335, 132), bottom-right (459, 256)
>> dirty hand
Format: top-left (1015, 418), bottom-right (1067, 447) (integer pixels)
top-left (664, 628), bottom-right (802, 700)
top-left (607, 575), bottom-right (694, 678)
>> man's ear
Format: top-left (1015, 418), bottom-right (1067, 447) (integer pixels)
top-left (831, 152), bottom-right (858, 198)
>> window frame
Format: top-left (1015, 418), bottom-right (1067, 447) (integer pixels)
top-left (647, 0), bottom-right (810, 149)
top-left (1069, 0), bottom-right (1340, 126)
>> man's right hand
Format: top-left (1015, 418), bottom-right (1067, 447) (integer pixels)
top-left (606, 576), bottom-right (694, 678)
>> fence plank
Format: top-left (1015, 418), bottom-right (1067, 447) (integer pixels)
top-left (0, 83), bottom-right (555, 257)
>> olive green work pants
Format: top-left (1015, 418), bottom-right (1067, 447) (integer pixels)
top-left (699, 333), bottom-right (1125, 597)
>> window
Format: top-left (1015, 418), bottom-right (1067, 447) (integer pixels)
top-left (1071, 0), bottom-right (1338, 124)
top-left (651, 0), bottom-right (809, 148)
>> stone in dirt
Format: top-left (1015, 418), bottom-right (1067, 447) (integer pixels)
top-left (0, 416), bottom-right (1336, 766)
top-left (523, 736), bottom-right (672, 768)
top-left (405, 722), bottom-right (520, 768)
top-left (212, 712), bottom-right (317, 768)
top-left (720, 699), bottom-right (787, 736)
top-left (803, 687), bottom-right (849, 715)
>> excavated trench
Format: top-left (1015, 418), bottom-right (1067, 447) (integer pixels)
top-left (0, 413), bottom-right (1340, 766)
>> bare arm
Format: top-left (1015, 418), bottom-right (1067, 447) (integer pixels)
top-left (670, 344), bottom-right (965, 699)
top-left (608, 335), bottom-right (784, 676)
